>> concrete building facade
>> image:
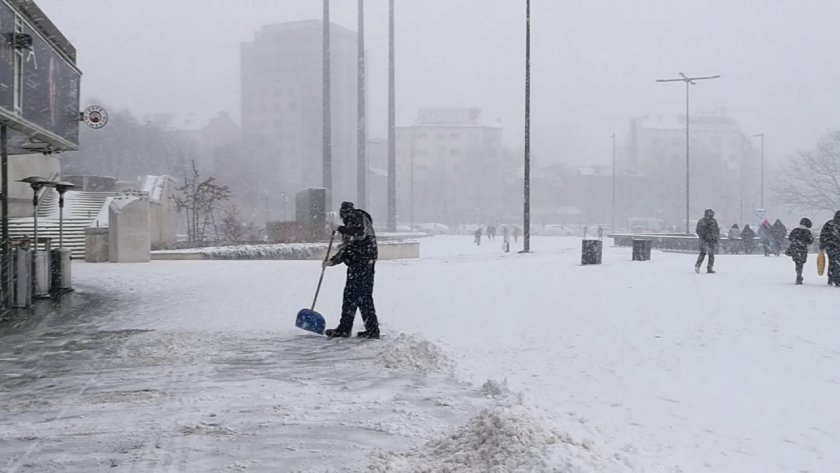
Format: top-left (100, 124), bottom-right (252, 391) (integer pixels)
top-left (241, 20), bottom-right (359, 212)
top-left (395, 108), bottom-right (512, 226)
top-left (626, 111), bottom-right (761, 227)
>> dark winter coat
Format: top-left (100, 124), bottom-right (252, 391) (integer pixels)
top-left (696, 214), bottom-right (720, 243)
top-left (771, 220), bottom-right (787, 242)
top-left (740, 225), bottom-right (756, 241)
top-left (330, 209), bottom-right (378, 266)
top-left (787, 226), bottom-right (814, 261)
top-left (758, 223), bottom-right (772, 243)
top-left (819, 213), bottom-right (840, 251)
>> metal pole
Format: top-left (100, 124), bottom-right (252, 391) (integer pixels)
top-left (751, 133), bottom-right (765, 212)
top-left (656, 73), bottom-right (719, 235)
top-left (59, 193), bottom-right (64, 248)
top-left (523, 0), bottom-right (531, 252)
top-left (685, 81), bottom-right (690, 235)
top-left (32, 188), bottom-right (38, 296)
top-left (611, 132), bottom-right (616, 232)
top-left (1, 124), bottom-right (8, 308)
top-left (410, 128), bottom-right (415, 231)
top-left (387, 0), bottom-right (397, 231)
top-left (357, 0), bottom-right (366, 208)
top-left (322, 0), bottom-right (332, 208)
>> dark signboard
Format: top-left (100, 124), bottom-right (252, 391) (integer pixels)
top-left (0, 1), bottom-right (14, 111)
top-left (22, 20), bottom-right (80, 145)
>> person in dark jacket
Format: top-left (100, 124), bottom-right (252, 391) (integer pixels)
top-left (474, 227), bottom-right (483, 246)
top-left (786, 218), bottom-right (814, 285)
top-left (323, 201), bottom-right (380, 338)
top-left (771, 219), bottom-right (787, 256)
top-left (740, 224), bottom-right (756, 254)
top-left (727, 224), bottom-right (741, 254)
top-left (695, 209), bottom-right (720, 273)
top-left (819, 210), bottom-right (840, 287)
top-left (758, 219), bottom-right (772, 256)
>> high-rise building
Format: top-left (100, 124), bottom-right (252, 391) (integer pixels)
top-left (396, 108), bottom-right (513, 226)
top-left (241, 20), bottom-right (359, 211)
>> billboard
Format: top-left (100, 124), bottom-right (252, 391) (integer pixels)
top-left (21, 19), bottom-right (80, 144)
top-left (0, 0), bottom-right (81, 153)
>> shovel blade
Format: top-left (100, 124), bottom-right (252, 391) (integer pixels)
top-left (296, 309), bottom-right (325, 335)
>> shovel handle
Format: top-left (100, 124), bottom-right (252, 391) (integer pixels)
top-left (311, 230), bottom-right (336, 311)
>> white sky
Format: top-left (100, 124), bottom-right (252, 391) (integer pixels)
top-left (36, 0), bottom-right (840, 166)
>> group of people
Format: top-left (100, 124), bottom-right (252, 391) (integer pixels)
top-left (696, 208), bottom-right (840, 285)
top-left (474, 224), bottom-right (521, 247)
top-left (725, 219), bottom-right (788, 256)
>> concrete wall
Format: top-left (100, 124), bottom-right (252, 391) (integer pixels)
top-left (149, 178), bottom-right (179, 247)
top-left (108, 197), bottom-right (151, 263)
top-left (85, 227), bottom-right (109, 262)
top-left (0, 153), bottom-right (61, 217)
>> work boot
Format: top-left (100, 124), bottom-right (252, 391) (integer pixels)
top-left (356, 330), bottom-right (380, 339)
top-left (694, 265), bottom-right (701, 274)
top-left (795, 276), bottom-right (803, 285)
top-left (325, 328), bottom-right (350, 338)
top-left (707, 268), bottom-right (715, 274)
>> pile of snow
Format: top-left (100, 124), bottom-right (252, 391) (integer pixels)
top-left (369, 406), bottom-right (637, 473)
top-left (376, 333), bottom-right (454, 374)
top-left (152, 241), bottom-right (412, 260)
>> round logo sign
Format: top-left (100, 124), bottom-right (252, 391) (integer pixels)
top-left (83, 105), bottom-right (109, 129)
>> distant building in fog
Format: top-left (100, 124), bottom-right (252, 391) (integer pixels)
top-left (626, 111), bottom-right (760, 226)
top-left (241, 20), bottom-right (359, 211)
top-left (396, 108), bottom-right (513, 226)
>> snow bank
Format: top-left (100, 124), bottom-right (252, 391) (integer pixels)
top-left (369, 405), bottom-right (637, 473)
top-left (376, 333), bottom-right (454, 374)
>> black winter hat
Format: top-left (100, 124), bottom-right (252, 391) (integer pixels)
top-left (340, 201), bottom-right (355, 211)
top-left (800, 218), bottom-right (812, 228)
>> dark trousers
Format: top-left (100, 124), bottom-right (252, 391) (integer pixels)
top-left (337, 261), bottom-right (378, 333)
top-left (828, 249), bottom-right (840, 286)
top-left (793, 257), bottom-right (805, 281)
top-left (696, 241), bottom-right (716, 269)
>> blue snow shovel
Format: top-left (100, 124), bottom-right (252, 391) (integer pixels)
top-left (295, 230), bottom-right (336, 335)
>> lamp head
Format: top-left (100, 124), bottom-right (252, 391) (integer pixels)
top-left (54, 181), bottom-right (75, 194)
top-left (17, 176), bottom-right (49, 190)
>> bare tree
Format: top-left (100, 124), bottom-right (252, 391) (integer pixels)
top-left (174, 160), bottom-right (232, 242)
top-left (775, 130), bottom-right (840, 212)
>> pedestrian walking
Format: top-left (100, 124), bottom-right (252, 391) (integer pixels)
top-left (474, 227), bottom-right (483, 246)
top-left (513, 225), bottom-right (521, 243)
top-left (786, 218), bottom-right (814, 285)
top-left (771, 219), bottom-right (787, 256)
top-left (758, 219), bottom-right (772, 256)
top-left (819, 210), bottom-right (840, 287)
top-left (695, 209), bottom-right (720, 273)
top-left (740, 224), bottom-right (756, 254)
top-left (322, 201), bottom-right (380, 339)
top-left (728, 224), bottom-right (741, 254)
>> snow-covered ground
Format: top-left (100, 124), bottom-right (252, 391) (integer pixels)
top-left (1, 236), bottom-right (838, 472)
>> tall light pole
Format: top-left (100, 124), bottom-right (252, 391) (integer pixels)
top-left (611, 132), bottom-right (616, 232)
top-left (656, 72), bottom-right (720, 234)
top-left (522, 0), bottom-right (531, 252)
top-left (323, 0), bottom-right (333, 209)
top-left (752, 133), bottom-right (765, 210)
top-left (387, 0), bottom-right (397, 231)
top-left (357, 0), bottom-right (366, 208)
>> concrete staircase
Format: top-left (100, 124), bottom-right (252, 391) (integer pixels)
top-left (7, 190), bottom-right (117, 259)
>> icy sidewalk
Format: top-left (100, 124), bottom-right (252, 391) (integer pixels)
top-left (0, 252), bottom-right (633, 473)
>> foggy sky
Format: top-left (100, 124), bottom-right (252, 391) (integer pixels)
top-left (37, 0), bottom-right (840, 168)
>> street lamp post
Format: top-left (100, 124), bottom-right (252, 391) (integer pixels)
top-left (17, 176), bottom-right (50, 297)
top-left (611, 132), bottom-right (616, 232)
top-left (522, 0), bottom-right (531, 253)
top-left (656, 72), bottom-right (720, 234)
top-left (54, 182), bottom-right (75, 248)
top-left (752, 133), bottom-right (765, 210)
